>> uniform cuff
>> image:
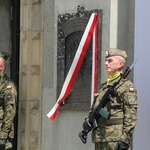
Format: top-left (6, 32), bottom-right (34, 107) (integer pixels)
top-left (120, 134), bottom-right (130, 145)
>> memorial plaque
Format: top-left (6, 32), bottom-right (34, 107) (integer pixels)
top-left (57, 6), bottom-right (103, 110)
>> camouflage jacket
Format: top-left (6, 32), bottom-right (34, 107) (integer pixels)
top-left (0, 74), bottom-right (17, 139)
top-left (90, 77), bottom-right (138, 145)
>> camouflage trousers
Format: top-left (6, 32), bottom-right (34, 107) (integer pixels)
top-left (5, 138), bottom-right (13, 150)
top-left (95, 142), bottom-right (117, 150)
top-left (95, 142), bottom-right (131, 150)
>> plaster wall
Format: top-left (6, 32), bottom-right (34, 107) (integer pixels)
top-left (42, 0), bottom-right (135, 150)
top-left (42, 1), bottom-right (110, 150)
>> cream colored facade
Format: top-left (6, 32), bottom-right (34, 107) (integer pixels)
top-left (18, 0), bottom-right (135, 150)
top-left (18, 1), bottom-right (43, 149)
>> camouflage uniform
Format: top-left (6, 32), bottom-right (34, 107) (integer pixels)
top-left (90, 77), bottom-right (138, 150)
top-left (0, 52), bottom-right (17, 149)
top-left (0, 74), bottom-right (17, 149)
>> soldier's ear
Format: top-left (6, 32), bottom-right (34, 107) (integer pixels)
top-left (118, 61), bottom-right (124, 69)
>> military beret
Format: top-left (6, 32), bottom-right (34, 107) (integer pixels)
top-left (0, 51), bottom-right (9, 60)
top-left (105, 48), bottom-right (127, 59)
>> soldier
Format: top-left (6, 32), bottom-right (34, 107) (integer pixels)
top-left (88, 48), bottom-right (138, 150)
top-left (0, 51), bottom-right (17, 150)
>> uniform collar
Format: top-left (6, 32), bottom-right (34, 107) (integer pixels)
top-left (107, 72), bottom-right (122, 85)
top-left (0, 73), bottom-right (7, 81)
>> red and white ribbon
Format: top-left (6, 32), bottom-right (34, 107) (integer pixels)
top-left (91, 19), bottom-right (98, 106)
top-left (47, 13), bottom-right (98, 121)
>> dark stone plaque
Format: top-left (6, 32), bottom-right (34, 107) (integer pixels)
top-left (57, 6), bottom-right (103, 110)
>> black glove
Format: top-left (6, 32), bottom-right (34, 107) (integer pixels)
top-left (114, 141), bottom-right (129, 150)
top-left (0, 139), bottom-right (5, 150)
top-left (83, 118), bottom-right (92, 132)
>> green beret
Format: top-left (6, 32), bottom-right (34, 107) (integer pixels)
top-left (105, 48), bottom-right (127, 59)
top-left (0, 51), bottom-right (9, 60)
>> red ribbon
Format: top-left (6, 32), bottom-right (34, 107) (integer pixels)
top-left (47, 13), bottom-right (98, 121)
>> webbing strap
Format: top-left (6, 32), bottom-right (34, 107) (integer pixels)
top-left (98, 118), bottom-right (123, 125)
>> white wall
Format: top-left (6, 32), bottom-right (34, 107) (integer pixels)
top-left (133, 0), bottom-right (150, 149)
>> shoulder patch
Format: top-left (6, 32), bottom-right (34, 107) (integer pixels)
top-left (128, 96), bottom-right (138, 105)
top-left (6, 85), bottom-right (12, 90)
top-left (5, 93), bottom-right (12, 100)
top-left (129, 97), bottom-right (135, 103)
top-left (129, 87), bottom-right (135, 92)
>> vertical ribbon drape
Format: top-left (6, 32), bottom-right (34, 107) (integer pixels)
top-left (91, 17), bottom-right (98, 106)
top-left (47, 13), bottom-right (99, 121)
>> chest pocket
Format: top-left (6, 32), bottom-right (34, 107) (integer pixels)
top-left (106, 85), bottom-right (126, 110)
top-left (107, 96), bottom-right (122, 110)
top-left (108, 80), bottom-right (129, 110)
top-left (93, 88), bottom-right (107, 109)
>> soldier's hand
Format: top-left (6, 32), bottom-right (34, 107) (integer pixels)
top-left (114, 141), bottom-right (129, 150)
top-left (83, 118), bottom-right (92, 132)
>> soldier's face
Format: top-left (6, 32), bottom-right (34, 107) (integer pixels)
top-left (0, 58), bottom-right (6, 73)
top-left (105, 56), bottom-right (124, 75)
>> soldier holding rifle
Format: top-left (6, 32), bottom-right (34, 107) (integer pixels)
top-left (79, 48), bottom-right (138, 150)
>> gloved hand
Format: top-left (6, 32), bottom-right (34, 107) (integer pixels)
top-left (114, 141), bottom-right (129, 150)
top-left (0, 139), bottom-right (5, 150)
top-left (83, 118), bottom-right (92, 132)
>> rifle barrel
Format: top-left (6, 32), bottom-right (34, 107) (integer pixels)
top-left (129, 57), bottom-right (138, 70)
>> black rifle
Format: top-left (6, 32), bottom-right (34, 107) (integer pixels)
top-left (78, 59), bottom-right (138, 144)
